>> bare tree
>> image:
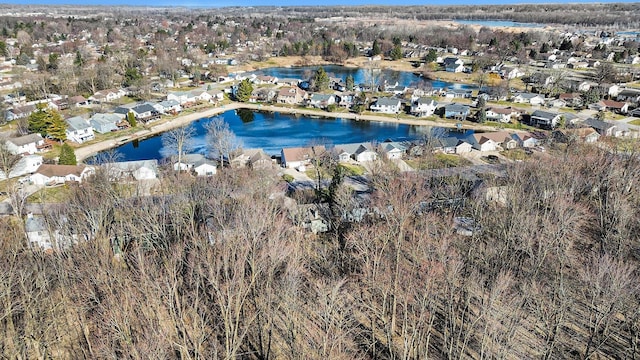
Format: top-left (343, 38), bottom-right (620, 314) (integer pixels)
top-left (161, 125), bottom-right (196, 173)
top-left (205, 117), bottom-right (240, 167)
top-left (0, 140), bottom-right (21, 180)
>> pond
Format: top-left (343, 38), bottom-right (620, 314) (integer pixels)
top-left (251, 65), bottom-right (476, 90)
top-left (98, 109), bottom-right (469, 162)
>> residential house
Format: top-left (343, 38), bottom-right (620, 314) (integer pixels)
top-left (469, 134), bottom-right (498, 152)
top-left (167, 91), bottom-right (198, 106)
top-left (380, 142), bottom-right (406, 160)
top-left (174, 154), bottom-right (218, 176)
top-left (248, 150), bottom-right (273, 170)
top-left (445, 89), bottom-right (473, 99)
top-left (553, 128), bottom-right (600, 143)
top-left (105, 160), bottom-right (159, 180)
top-left (67, 95), bottom-right (89, 107)
top-left (65, 116), bottom-right (95, 144)
top-left (333, 143), bottom-right (378, 163)
top-left (444, 103), bottom-right (470, 119)
top-left (530, 110), bottom-right (562, 128)
top-left (370, 97), bottom-right (402, 114)
top-left (5, 104), bottom-right (36, 121)
top-left (249, 88), bottom-right (277, 103)
top-left (277, 87), bottom-right (307, 105)
top-left (616, 88), bottom-right (640, 103)
top-left (0, 154), bottom-right (42, 179)
top-left (253, 75), bottom-right (278, 85)
top-left (443, 57), bottom-right (465, 73)
top-left (582, 118), bottom-right (617, 137)
top-left (435, 137), bottom-right (472, 154)
top-left (25, 213), bottom-right (52, 250)
top-left (89, 113), bottom-right (122, 133)
top-left (512, 93), bottom-right (546, 105)
top-left (480, 131), bottom-right (519, 150)
top-left (510, 132), bottom-right (539, 148)
top-left (158, 99), bottom-right (182, 114)
top-left (410, 98), bottom-right (438, 117)
top-left (501, 66), bottom-right (525, 79)
top-left (281, 146), bottom-right (326, 170)
top-left (307, 94), bottom-right (336, 109)
top-left (558, 93), bottom-right (583, 107)
top-left (5, 134), bottom-right (45, 155)
top-left (599, 99), bottom-right (629, 114)
top-left (486, 107), bottom-right (519, 123)
top-left (191, 90), bottom-right (213, 103)
top-left (89, 88), bottom-right (125, 103)
top-left (130, 103), bottom-right (161, 122)
top-left (30, 164), bottom-right (95, 186)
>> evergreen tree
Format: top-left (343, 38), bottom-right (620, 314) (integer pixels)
top-left (424, 49), bottom-right (437, 63)
top-left (313, 66), bottom-right (330, 92)
top-left (235, 78), bottom-right (253, 102)
top-left (58, 143), bottom-right (77, 165)
top-left (74, 50), bottom-right (84, 67)
top-left (390, 45), bottom-right (403, 60)
top-left (371, 39), bottom-right (381, 56)
top-left (477, 109), bottom-right (487, 123)
top-left (28, 104), bottom-right (66, 141)
top-left (345, 75), bottom-right (354, 92)
top-left (540, 42), bottom-right (550, 53)
top-left (127, 111), bottom-right (137, 127)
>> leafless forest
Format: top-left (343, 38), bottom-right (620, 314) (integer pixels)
top-left (2, 143), bottom-right (640, 359)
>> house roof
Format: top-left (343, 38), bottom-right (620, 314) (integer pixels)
top-left (159, 99), bottom-right (180, 108)
top-left (445, 103), bottom-right (470, 113)
top-left (602, 99), bottom-right (627, 109)
top-left (531, 110), bottom-right (559, 120)
top-left (416, 97), bottom-right (437, 106)
top-left (36, 164), bottom-right (88, 178)
top-left (443, 57), bottom-right (462, 66)
top-left (282, 146), bottom-right (326, 162)
top-left (25, 215), bottom-right (47, 232)
top-left (68, 95), bottom-right (87, 103)
top-left (66, 116), bottom-right (91, 131)
top-left (516, 92), bottom-right (543, 100)
top-left (90, 113), bottom-right (121, 125)
top-left (106, 160), bottom-right (159, 172)
top-left (438, 137), bottom-right (461, 148)
top-left (278, 86), bottom-right (304, 97)
top-left (132, 104), bottom-right (156, 114)
top-left (583, 118), bottom-right (615, 131)
top-left (487, 107), bottom-right (514, 115)
top-left (7, 133), bottom-right (43, 146)
top-left (375, 97), bottom-right (401, 107)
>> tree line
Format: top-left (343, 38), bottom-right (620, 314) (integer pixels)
top-left (1, 140), bottom-right (639, 358)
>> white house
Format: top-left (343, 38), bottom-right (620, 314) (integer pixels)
top-left (89, 88), bottom-right (126, 103)
top-left (30, 164), bottom-right (95, 186)
top-left (105, 160), bottom-right (159, 181)
top-left (65, 116), bottom-right (95, 144)
top-left (370, 97), bottom-right (402, 114)
top-left (25, 214), bottom-right (52, 250)
top-left (334, 143), bottom-right (378, 163)
top-left (380, 142), bottom-right (406, 160)
top-left (281, 146), bottom-right (326, 170)
top-left (167, 91), bottom-right (197, 105)
top-left (410, 98), bottom-right (437, 117)
top-left (173, 154), bottom-right (217, 176)
top-left (443, 57), bottom-right (465, 73)
top-left (530, 110), bottom-right (562, 128)
top-left (158, 100), bottom-right (182, 114)
top-left (501, 66), bottom-right (525, 79)
top-left (0, 154), bottom-right (42, 180)
top-left (469, 134), bottom-right (498, 152)
top-left (486, 107), bottom-right (517, 123)
top-left (89, 113), bottom-right (122, 133)
top-left (512, 93), bottom-right (545, 105)
top-left (5, 134), bottom-right (45, 155)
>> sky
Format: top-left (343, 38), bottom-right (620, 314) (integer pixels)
top-left (2, 0), bottom-right (638, 7)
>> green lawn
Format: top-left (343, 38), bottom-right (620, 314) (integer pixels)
top-left (27, 184), bottom-right (73, 203)
top-left (501, 148), bottom-right (528, 161)
top-left (629, 119), bottom-right (640, 126)
top-left (338, 163), bottom-right (366, 176)
top-left (405, 153), bottom-right (472, 170)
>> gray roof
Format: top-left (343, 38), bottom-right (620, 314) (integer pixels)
top-left (444, 103), bottom-right (470, 113)
top-left (132, 104), bottom-right (156, 114)
top-left (66, 116), bottom-right (91, 132)
top-left (375, 97), bottom-right (401, 107)
top-left (443, 57), bottom-right (461, 66)
top-left (516, 92), bottom-right (543, 99)
top-left (531, 110), bottom-right (558, 120)
top-left (335, 142), bottom-right (375, 155)
top-left (159, 99), bottom-right (180, 108)
top-left (416, 97), bottom-right (437, 106)
top-left (438, 137), bottom-right (461, 148)
top-left (25, 215), bottom-right (47, 232)
top-left (583, 117), bottom-right (615, 131)
top-left (7, 133), bottom-right (43, 146)
top-left (89, 113), bottom-right (121, 125)
top-left (106, 160), bottom-right (158, 172)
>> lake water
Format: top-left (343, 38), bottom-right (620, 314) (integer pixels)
top-left (101, 110), bottom-right (466, 162)
top-left (251, 65), bottom-right (475, 90)
top-left (455, 20), bottom-right (543, 28)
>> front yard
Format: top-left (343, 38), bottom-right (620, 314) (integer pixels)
top-left (405, 153), bottom-right (473, 170)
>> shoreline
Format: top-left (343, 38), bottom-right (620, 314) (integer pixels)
top-left (76, 102), bottom-right (501, 162)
